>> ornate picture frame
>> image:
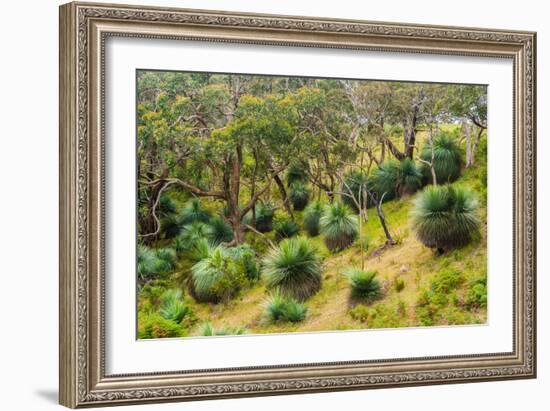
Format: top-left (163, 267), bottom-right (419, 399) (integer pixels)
top-left (59, 1), bottom-right (536, 408)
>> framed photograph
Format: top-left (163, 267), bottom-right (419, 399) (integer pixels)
top-left (59, 2), bottom-right (537, 408)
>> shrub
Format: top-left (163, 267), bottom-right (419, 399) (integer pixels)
top-left (369, 161), bottom-right (400, 201)
top-left (209, 216), bottom-right (234, 245)
top-left (420, 132), bottom-right (463, 184)
top-left (411, 185), bottom-right (480, 252)
top-left (394, 277), bottom-right (405, 292)
top-left (465, 275), bottom-right (488, 309)
top-left (190, 246), bottom-right (248, 303)
top-left (415, 268), bottom-right (465, 326)
top-left (179, 198), bottom-right (212, 225)
top-left (158, 194), bottom-right (177, 216)
top-left (397, 158), bottom-right (423, 196)
top-left (289, 182), bottom-right (310, 211)
top-left (137, 244), bottom-right (158, 279)
top-left (303, 201), bottom-right (324, 237)
top-left (262, 237), bottom-right (322, 301)
top-left (184, 237), bottom-right (213, 263)
top-left (190, 246), bottom-right (252, 303)
top-left (349, 304), bottom-right (370, 322)
top-left (138, 313), bottom-right (186, 339)
top-left (275, 217), bottom-right (300, 239)
top-left (264, 292), bottom-right (307, 323)
top-left (179, 221), bottom-right (213, 245)
top-left (320, 202), bottom-right (358, 252)
top-left (159, 289), bottom-right (192, 323)
top-left (341, 170), bottom-right (369, 212)
top-left (161, 214), bottom-right (184, 239)
top-left (199, 321), bottom-right (247, 336)
top-left (137, 245), bottom-right (175, 280)
top-left (254, 202), bottom-right (275, 233)
top-left (345, 268), bottom-right (382, 301)
top-left (226, 244), bottom-right (260, 281)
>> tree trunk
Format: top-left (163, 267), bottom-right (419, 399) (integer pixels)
top-left (227, 145), bottom-right (245, 244)
top-left (404, 107), bottom-right (418, 159)
top-left (273, 173), bottom-right (294, 218)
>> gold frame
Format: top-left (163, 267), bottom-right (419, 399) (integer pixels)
top-left (59, 1), bottom-right (537, 408)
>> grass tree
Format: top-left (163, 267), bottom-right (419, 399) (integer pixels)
top-left (264, 292), bottom-right (307, 323)
top-left (419, 132), bottom-right (463, 185)
top-left (190, 246), bottom-right (247, 303)
top-left (345, 268), bottom-right (382, 301)
top-left (275, 217), bottom-right (300, 239)
top-left (369, 160), bottom-right (400, 201)
top-left (289, 182), bottom-right (310, 211)
top-left (303, 201), bottom-right (324, 237)
top-left (397, 158), bottom-right (423, 196)
top-left (251, 202), bottom-right (275, 233)
top-left (320, 201), bottom-right (358, 252)
top-left (180, 198), bottom-right (212, 225)
top-left (208, 216), bottom-right (234, 245)
top-left (411, 185), bottom-right (480, 253)
top-left (262, 237), bottom-right (322, 301)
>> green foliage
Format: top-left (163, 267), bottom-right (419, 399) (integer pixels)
top-left (465, 275), bottom-right (488, 309)
top-left (345, 268), bottom-right (382, 301)
top-left (262, 237), bottom-right (322, 301)
top-left (190, 245), bottom-right (252, 303)
top-left (159, 289), bottom-right (193, 323)
top-left (264, 292), bottom-right (307, 323)
top-left (289, 182), bottom-right (310, 211)
top-left (303, 201), bottom-right (324, 237)
top-left (349, 303), bottom-right (408, 328)
top-left (209, 216), bottom-right (234, 245)
top-left (369, 161), bottom-right (400, 201)
top-left (394, 277), bottom-right (405, 292)
top-left (199, 321), bottom-right (247, 336)
top-left (341, 170), bottom-right (369, 212)
top-left (137, 245), bottom-right (176, 280)
top-left (159, 194), bottom-right (177, 216)
top-left (179, 198), bottom-right (212, 225)
top-left (138, 312), bottom-right (186, 339)
top-left (226, 244), bottom-right (261, 281)
top-left (420, 132), bottom-right (463, 184)
top-left (320, 202), bottom-right (358, 252)
top-left (179, 221), bottom-right (213, 245)
top-left (411, 185), bottom-right (480, 251)
top-left (397, 158), bottom-right (423, 196)
top-left (415, 269), bottom-right (465, 326)
top-left (254, 202), bottom-right (275, 233)
top-left (275, 217), bottom-right (300, 239)
top-left (286, 160), bottom-right (309, 186)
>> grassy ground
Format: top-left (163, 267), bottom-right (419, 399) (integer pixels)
top-left (175, 172), bottom-right (487, 337)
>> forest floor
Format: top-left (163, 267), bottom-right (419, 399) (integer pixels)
top-left (181, 164), bottom-right (488, 336)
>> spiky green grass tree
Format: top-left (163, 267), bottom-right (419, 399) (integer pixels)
top-left (289, 182), bottom-right (310, 211)
top-left (345, 268), bottom-right (382, 301)
top-left (179, 198), bottom-right (212, 225)
top-left (262, 237), bottom-right (322, 301)
top-left (254, 202), bottom-right (275, 233)
top-left (420, 132), bottom-right (463, 184)
top-left (264, 292), bottom-right (307, 322)
top-left (411, 185), bottom-right (480, 252)
top-left (303, 201), bottom-right (324, 237)
top-left (319, 202), bottom-right (358, 252)
top-left (369, 161), bottom-right (400, 201)
top-left (208, 216), bottom-right (234, 245)
top-left (397, 158), bottom-right (423, 196)
top-left (275, 217), bottom-right (300, 239)
top-left (190, 246), bottom-right (247, 303)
